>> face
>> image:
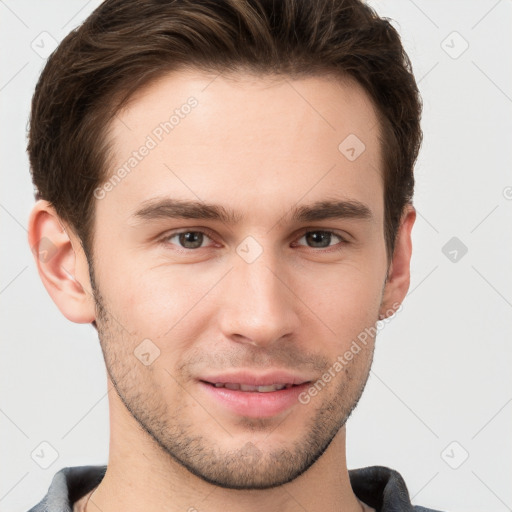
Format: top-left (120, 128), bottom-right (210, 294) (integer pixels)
top-left (90, 70), bottom-right (389, 489)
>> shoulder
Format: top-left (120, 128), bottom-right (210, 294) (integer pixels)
top-left (26, 465), bottom-right (107, 512)
top-left (349, 465), bottom-right (446, 512)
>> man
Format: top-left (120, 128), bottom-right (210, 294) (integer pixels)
top-left (26, 0), bottom-right (440, 510)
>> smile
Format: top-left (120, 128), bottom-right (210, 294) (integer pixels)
top-left (208, 382), bottom-right (297, 392)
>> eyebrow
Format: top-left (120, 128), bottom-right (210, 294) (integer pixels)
top-left (130, 197), bottom-right (373, 225)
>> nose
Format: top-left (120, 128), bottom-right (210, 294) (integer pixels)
top-left (217, 248), bottom-right (300, 348)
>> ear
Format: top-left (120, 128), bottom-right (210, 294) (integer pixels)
top-left (379, 204), bottom-right (416, 319)
top-left (28, 199), bottom-right (96, 323)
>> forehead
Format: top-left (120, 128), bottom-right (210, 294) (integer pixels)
top-left (100, 69), bottom-right (383, 225)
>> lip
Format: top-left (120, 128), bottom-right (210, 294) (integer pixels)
top-left (198, 370), bottom-right (312, 418)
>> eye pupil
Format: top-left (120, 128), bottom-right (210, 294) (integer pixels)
top-left (179, 232), bottom-right (203, 249)
top-left (306, 231), bottom-right (331, 248)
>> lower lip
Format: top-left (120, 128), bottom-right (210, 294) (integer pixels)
top-left (198, 381), bottom-right (310, 418)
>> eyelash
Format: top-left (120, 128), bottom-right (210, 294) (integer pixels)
top-left (158, 228), bottom-right (348, 253)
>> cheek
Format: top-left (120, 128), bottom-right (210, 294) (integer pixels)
top-left (305, 265), bottom-right (384, 350)
top-left (103, 263), bottom-right (218, 341)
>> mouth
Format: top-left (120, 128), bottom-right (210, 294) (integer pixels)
top-left (201, 381), bottom-right (302, 392)
top-left (197, 372), bottom-right (312, 418)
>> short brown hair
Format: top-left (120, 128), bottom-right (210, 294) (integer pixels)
top-left (28, 0), bottom-right (422, 263)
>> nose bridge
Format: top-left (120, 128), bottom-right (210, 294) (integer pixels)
top-left (218, 238), bottom-right (299, 346)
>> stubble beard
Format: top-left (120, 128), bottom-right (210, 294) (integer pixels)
top-left (91, 277), bottom-right (374, 490)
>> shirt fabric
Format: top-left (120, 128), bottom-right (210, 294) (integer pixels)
top-left (27, 464), bottom-right (444, 512)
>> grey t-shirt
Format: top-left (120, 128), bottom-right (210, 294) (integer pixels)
top-left (27, 464), bottom-right (444, 512)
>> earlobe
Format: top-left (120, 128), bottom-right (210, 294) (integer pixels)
top-left (28, 200), bottom-right (96, 324)
top-left (379, 204), bottom-right (416, 319)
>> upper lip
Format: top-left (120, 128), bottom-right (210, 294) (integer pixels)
top-left (199, 370), bottom-right (311, 387)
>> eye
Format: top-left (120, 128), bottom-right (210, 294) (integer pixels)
top-left (159, 228), bottom-right (347, 252)
top-left (294, 230), bottom-right (346, 249)
top-left (162, 230), bottom-right (215, 250)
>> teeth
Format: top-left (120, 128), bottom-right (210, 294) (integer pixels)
top-left (256, 384), bottom-right (286, 392)
top-left (240, 384), bottom-right (259, 391)
top-left (212, 383), bottom-right (291, 392)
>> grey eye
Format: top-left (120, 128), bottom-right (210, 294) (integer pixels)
top-left (298, 231), bottom-right (341, 248)
top-left (167, 231), bottom-right (209, 249)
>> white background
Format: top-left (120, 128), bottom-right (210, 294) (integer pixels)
top-left (1, 1), bottom-right (511, 511)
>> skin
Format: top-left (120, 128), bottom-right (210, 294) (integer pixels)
top-left (28, 70), bottom-right (415, 512)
